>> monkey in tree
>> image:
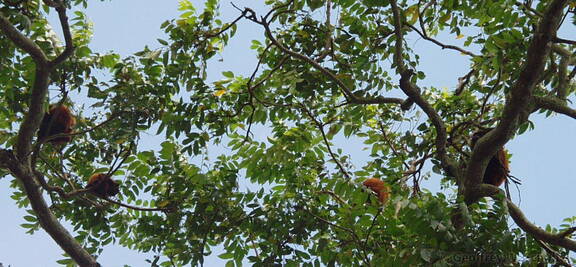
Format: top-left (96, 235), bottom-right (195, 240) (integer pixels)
top-left (471, 129), bottom-right (510, 187)
top-left (86, 173), bottom-right (120, 198)
top-left (363, 178), bottom-right (391, 204)
top-left (37, 104), bottom-right (76, 145)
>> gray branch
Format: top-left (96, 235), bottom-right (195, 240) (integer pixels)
top-left (464, 0), bottom-right (569, 202)
top-left (0, 4), bottom-right (96, 266)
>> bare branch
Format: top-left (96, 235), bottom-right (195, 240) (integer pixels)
top-left (204, 7), bottom-right (247, 38)
top-left (106, 142), bottom-right (135, 177)
top-left (515, 1), bottom-right (544, 18)
top-left (363, 208), bottom-right (382, 250)
top-left (389, 0), bottom-right (406, 72)
top-left (37, 155), bottom-right (78, 190)
top-left (559, 227), bottom-right (576, 238)
top-left (245, 45), bottom-right (292, 107)
top-left (2, 3), bottom-right (101, 265)
top-left (0, 13), bottom-right (51, 159)
top-left (315, 0), bottom-right (333, 62)
top-left (454, 68), bottom-right (476, 96)
top-left (42, 0), bottom-right (62, 8)
top-left (0, 149), bottom-right (14, 169)
top-left (551, 45), bottom-right (572, 99)
top-left (265, 0), bottom-right (295, 23)
top-left (16, 66), bottom-right (52, 160)
top-left (2, 2), bottom-right (74, 159)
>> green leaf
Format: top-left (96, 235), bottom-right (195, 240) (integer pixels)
top-left (222, 71), bottom-right (234, 78)
top-left (218, 252), bottom-right (234, 259)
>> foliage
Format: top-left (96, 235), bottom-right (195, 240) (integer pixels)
top-left (1, 0), bottom-right (576, 266)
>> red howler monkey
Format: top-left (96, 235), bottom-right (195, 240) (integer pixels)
top-left (86, 173), bottom-right (120, 198)
top-left (363, 178), bottom-right (390, 204)
top-left (471, 129), bottom-right (510, 187)
top-left (37, 105), bottom-right (76, 145)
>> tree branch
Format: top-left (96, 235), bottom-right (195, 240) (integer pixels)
top-left (257, 16), bottom-right (405, 106)
top-left (0, 12), bottom-right (49, 64)
top-left (533, 237), bottom-right (572, 266)
top-left (389, 0), bottom-right (459, 178)
top-left (465, 0), bottom-right (568, 198)
top-left (551, 45), bottom-right (573, 99)
top-left (303, 208), bottom-right (371, 265)
top-left (1, 3), bottom-right (99, 265)
top-left (407, 23), bottom-right (478, 57)
top-left (533, 96), bottom-right (576, 119)
top-left (554, 36), bottom-right (576, 46)
top-left (0, 13), bottom-right (51, 160)
top-left (0, 149), bottom-right (13, 169)
top-left (204, 7), bottom-right (248, 38)
top-left (507, 199), bottom-right (576, 252)
top-left (301, 105), bottom-right (352, 180)
top-left (6, 165), bottom-right (99, 266)
top-left (317, 190), bottom-right (348, 206)
top-left (49, 4), bottom-right (74, 66)
top-left (102, 197), bottom-right (170, 212)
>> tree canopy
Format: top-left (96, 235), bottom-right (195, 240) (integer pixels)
top-left (1, 0), bottom-right (576, 266)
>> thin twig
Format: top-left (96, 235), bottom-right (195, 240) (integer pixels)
top-left (363, 208), bottom-right (382, 249)
top-left (102, 196), bottom-right (170, 212)
top-left (533, 232), bottom-right (572, 266)
top-left (304, 209), bottom-right (371, 266)
top-left (255, 14), bottom-right (405, 106)
top-left (301, 105), bottom-right (351, 180)
top-left (106, 142), bottom-right (135, 177)
top-left (317, 190), bottom-right (348, 206)
top-left (204, 8), bottom-right (247, 38)
top-left (37, 111), bottom-right (123, 145)
top-left (407, 24), bottom-right (478, 57)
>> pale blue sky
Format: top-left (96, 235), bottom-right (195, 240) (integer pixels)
top-left (1, 1), bottom-right (574, 266)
